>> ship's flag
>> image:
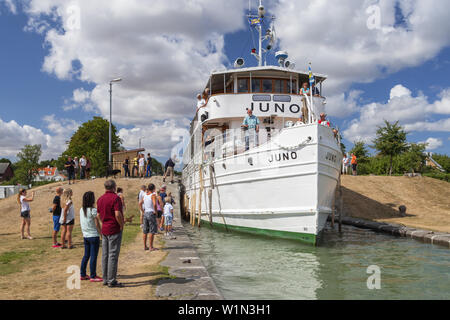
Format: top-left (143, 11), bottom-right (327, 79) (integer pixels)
top-left (308, 64), bottom-right (315, 86)
top-left (249, 17), bottom-right (261, 27)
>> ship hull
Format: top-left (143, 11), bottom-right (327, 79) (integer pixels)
top-left (181, 123), bottom-right (342, 245)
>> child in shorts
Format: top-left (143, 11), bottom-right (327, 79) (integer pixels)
top-left (163, 197), bottom-right (174, 238)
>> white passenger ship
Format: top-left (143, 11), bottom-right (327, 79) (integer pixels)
top-left (180, 2), bottom-right (343, 245)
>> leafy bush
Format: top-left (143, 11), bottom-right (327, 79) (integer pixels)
top-left (423, 172), bottom-right (450, 182)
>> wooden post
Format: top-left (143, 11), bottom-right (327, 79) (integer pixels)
top-left (331, 189), bottom-right (335, 228)
top-left (208, 189), bottom-right (213, 226)
top-left (198, 166), bottom-right (204, 228)
top-left (189, 194), bottom-right (193, 225)
top-left (192, 192), bottom-right (197, 226)
top-left (338, 175), bottom-right (343, 232)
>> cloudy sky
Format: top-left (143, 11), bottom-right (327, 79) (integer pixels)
top-left (0, 0), bottom-right (449, 164)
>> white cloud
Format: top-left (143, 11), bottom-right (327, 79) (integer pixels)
top-left (420, 137), bottom-right (443, 151)
top-left (17, 0), bottom-right (248, 159)
top-left (390, 84), bottom-right (412, 100)
top-left (2, 0), bottom-right (17, 14)
top-left (118, 120), bottom-right (189, 160)
top-left (342, 85), bottom-right (450, 143)
top-left (0, 116), bottom-right (79, 160)
top-left (325, 90), bottom-right (363, 118)
top-left (273, 0), bottom-right (450, 94)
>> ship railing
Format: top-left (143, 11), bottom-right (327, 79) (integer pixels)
top-left (200, 127), bottom-right (282, 164)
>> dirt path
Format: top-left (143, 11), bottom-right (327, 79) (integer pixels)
top-left (0, 176), bottom-right (177, 300)
top-left (341, 175), bottom-right (450, 233)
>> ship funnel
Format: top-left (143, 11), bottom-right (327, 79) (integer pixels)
top-left (275, 51), bottom-right (288, 67)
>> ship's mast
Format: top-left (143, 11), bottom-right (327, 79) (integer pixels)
top-left (258, 0), bottom-right (262, 67)
top-left (248, 0), bottom-right (269, 66)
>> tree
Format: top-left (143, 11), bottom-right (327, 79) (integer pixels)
top-left (349, 141), bottom-right (370, 174)
top-left (58, 117), bottom-right (122, 177)
top-left (431, 154), bottom-right (450, 172)
top-left (15, 144), bottom-right (42, 185)
top-left (151, 158), bottom-right (164, 176)
top-left (39, 159), bottom-right (57, 168)
top-left (402, 143), bottom-right (427, 173)
top-left (350, 141), bottom-right (370, 161)
top-left (0, 158), bottom-right (12, 165)
top-left (372, 120), bottom-right (408, 176)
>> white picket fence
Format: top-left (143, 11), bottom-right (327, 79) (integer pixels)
top-left (0, 185), bottom-right (28, 199)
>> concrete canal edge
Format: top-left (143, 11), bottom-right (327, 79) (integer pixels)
top-left (331, 216), bottom-right (450, 248)
top-left (155, 196), bottom-right (224, 300)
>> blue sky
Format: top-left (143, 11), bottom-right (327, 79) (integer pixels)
top-left (0, 0), bottom-right (449, 164)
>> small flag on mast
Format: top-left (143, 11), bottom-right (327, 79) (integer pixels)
top-left (308, 63), bottom-right (315, 86)
top-left (249, 17), bottom-right (261, 27)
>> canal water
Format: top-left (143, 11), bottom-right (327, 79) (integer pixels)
top-left (185, 223), bottom-right (450, 299)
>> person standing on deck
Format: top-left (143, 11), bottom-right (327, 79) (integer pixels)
top-left (242, 108), bottom-right (260, 151)
top-left (163, 158), bottom-right (175, 184)
top-left (97, 179), bottom-right (124, 287)
top-left (196, 94), bottom-right (206, 112)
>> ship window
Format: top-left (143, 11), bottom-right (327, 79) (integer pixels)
top-left (238, 78), bottom-right (249, 93)
top-left (252, 95), bottom-right (271, 101)
top-left (262, 79), bottom-right (272, 93)
top-left (251, 78), bottom-right (260, 93)
top-left (273, 95), bottom-right (291, 102)
top-left (274, 80), bottom-right (284, 93)
top-left (287, 80), bottom-right (296, 94)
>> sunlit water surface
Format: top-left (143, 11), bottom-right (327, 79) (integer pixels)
top-left (185, 223), bottom-right (450, 299)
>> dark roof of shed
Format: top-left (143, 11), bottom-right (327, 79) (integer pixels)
top-left (0, 163), bottom-right (11, 175)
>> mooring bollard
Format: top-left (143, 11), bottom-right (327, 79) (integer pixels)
top-left (399, 205), bottom-right (407, 217)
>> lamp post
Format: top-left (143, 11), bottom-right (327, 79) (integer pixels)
top-left (109, 78), bottom-right (122, 166)
top-left (139, 136), bottom-right (145, 149)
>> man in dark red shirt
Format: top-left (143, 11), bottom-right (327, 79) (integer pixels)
top-left (97, 179), bottom-right (124, 287)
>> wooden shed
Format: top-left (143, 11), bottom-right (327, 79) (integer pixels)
top-left (0, 163), bottom-right (14, 182)
top-left (111, 148), bottom-right (145, 177)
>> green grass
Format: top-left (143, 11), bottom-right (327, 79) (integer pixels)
top-left (0, 249), bottom-right (43, 275)
top-left (121, 189), bottom-right (142, 246)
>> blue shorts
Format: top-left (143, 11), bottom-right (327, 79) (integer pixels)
top-left (53, 215), bottom-right (61, 231)
top-left (164, 215), bottom-right (173, 226)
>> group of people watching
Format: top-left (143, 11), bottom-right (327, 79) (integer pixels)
top-left (138, 184), bottom-right (176, 251)
top-left (64, 155), bottom-right (92, 184)
top-left (17, 178), bottom-right (175, 287)
top-left (342, 153), bottom-right (358, 176)
top-left (122, 153), bottom-right (152, 178)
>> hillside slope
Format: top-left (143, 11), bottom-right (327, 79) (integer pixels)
top-left (341, 176), bottom-right (450, 233)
